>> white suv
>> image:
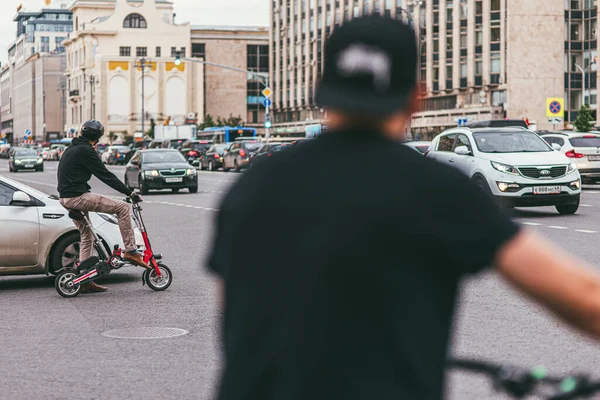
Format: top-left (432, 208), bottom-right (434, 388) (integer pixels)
top-left (427, 127), bottom-right (581, 214)
top-left (540, 132), bottom-right (600, 184)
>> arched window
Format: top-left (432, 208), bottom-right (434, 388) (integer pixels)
top-left (123, 13), bottom-right (147, 29)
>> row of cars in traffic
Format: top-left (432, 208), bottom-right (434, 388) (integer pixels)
top-left (406, 121), bottom-right (600, 215)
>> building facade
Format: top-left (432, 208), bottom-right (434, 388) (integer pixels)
top-left (191, 26), bottom-right (269, 126)
top-left (63, 0), bottom-right (202, 138)
top-left (270, 0), bottom-right (599, 137)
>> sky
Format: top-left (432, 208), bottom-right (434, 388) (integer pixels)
top-left (0, 0), bottom-right (269, 65)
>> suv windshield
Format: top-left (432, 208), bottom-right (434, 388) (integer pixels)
top-left (16, 149), bottom-right (38, 157)
top-left (473, 131), bottom-right (551, 153)
top-left (142, 151), bottom-right (186, 164)
top-left (243, 142), bottom-right (263, 151)
top-left (569, 137), bottom-right (600, 147)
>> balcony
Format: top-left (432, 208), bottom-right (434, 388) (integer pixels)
top-left (68, 89), bottom-right (80, 102)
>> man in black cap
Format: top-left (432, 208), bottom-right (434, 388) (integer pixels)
top-left (208, 15), bottom-right (600, 400)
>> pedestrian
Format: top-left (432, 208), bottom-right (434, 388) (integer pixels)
top-left (208, 14), bottom-right (600, 400)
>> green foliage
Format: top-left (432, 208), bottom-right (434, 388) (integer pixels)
top-left (574, 104), bottom-right (595, 132)
top-left (108, 131), bottom-right (117, 145)
top-left (147, 118), bottom-right (156, 138)
top-left (216, 114), bottom-right (244, 127)
top-left (198, 114), bottom-right (217, 130)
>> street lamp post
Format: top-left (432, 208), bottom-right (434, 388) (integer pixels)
top-left (88, 74), bottom-right (96, 119)
top-left (575, 64), bottom-right (586, 106)
top-left (135, 58), bottom-right (153, 137)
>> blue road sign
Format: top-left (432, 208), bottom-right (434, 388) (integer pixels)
top-left (457, 118), bottom-right (468, 126)
top-left (263, 98), bottom-right (272, 108)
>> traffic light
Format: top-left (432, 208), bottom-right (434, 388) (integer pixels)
top-left (174, 51), bottom-right (181, 66)
top-left (264, 114), bottom-right (272, 129)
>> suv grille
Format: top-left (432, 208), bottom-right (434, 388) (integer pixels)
top-left (159, 169), bottom-right (186, 177)
top-left (518, 166), bottom-right (567, 179)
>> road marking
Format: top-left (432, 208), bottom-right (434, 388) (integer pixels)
top-left (575, 229), bottom-right (598, 234)
top-left (547, 226), bottom-right (569, 230)
top-left (580, 204), bottom-right (594, 207)
top-left (521, 222), bottom-right (542, 226)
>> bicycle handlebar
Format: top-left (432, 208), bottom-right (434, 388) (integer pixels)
top-left (447, 358), bottom-right (600, 399)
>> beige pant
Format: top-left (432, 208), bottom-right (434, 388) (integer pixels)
top-left (59, 193), bottom-right (136, 262)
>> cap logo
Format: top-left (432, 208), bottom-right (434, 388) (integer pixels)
top-left (336, 44), bottom-right (391, 91)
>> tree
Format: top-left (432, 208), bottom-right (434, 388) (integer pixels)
top-left (122, 131), bottom-right (133, 145)
top-left (198, 114), bottom-right (217, 130)
top-left (147, 118), bottom-right (156, 139)
top-left (108, 131), bottom-right (117, 145)
top-left (216, 114), bottom-right (244, 127)
top-left (574, 104), bottom-right (595, 132)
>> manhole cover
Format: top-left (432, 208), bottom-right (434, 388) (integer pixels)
top-left (101, 327), bottom-right (189, 340)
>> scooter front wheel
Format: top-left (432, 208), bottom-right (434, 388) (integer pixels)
top-left (144, 263), bottom-right (172, 291)
top-left (55, 270), bottom-right (82, 298)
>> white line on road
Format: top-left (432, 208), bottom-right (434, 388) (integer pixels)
top-left (547, 226), bottom-right (569, 230)
top-left (580, 204), bottom-right (594, 207)
top-left (521, 222), bottom-right (542, 226)
top-left (575, 229), bottom-right (598, 234)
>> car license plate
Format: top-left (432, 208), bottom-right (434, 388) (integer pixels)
top-left (588, 155), bottom-right (600, 161)
top-left (24, 164), bottom-right (34, 168)
top-left (165, 177), bottom-right (182, 183)
top-left (533, 186), bottom-right (561, 195)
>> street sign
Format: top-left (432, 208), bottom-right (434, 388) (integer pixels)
top-left (262, 87), bottom-right (272, 98)
top-left (457, 118), bottom-right (468, 126)
top-left (262, 98), bottom-right (272, 107)
top-left (548, 117), bottom-right (563, 124)
top-left (546, 98), bottom-right (564, 118)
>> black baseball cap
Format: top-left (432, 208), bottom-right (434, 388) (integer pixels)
top-left (315, 15), bottom-right (418, 116)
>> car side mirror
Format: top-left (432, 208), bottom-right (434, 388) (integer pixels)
top-left (454, 145), bottom-right (471, 156)
top-left (551, 143), bottom-right (562, 151)
top-left (11, 191), bottom-right (32, 206)
top-left (131, 160), bottom-right (140, 166)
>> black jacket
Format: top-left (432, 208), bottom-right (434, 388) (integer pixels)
top-left (57, 137), bottom-right (132, 198)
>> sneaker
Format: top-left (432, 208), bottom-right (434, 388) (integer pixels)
top-left (81, 282), bottom-right (108, 293)
top-left (124, 252), bottom-right (150, 269)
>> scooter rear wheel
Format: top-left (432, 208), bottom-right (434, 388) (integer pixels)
top-left (55, 270), bottom-right (82, 298)
top-left (144, 263), bottom-right (172, 291)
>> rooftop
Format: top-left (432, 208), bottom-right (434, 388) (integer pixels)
top-left (191, 25), bottom-right (268, 32)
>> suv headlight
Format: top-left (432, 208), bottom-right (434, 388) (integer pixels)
top-left (186, 168), bottom-right (196, 176)
top-left (37, 158), bottom-right (43, 164)
top-left (491, 161), bottom-right (519, 175)
top-left (567, 162), bottom-right (577, 173)
top-left (144, 170), bottom-right (159, 177)
top-left (15, 159), bottom-right (22, 164)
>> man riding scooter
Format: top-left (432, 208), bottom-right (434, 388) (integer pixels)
top-left (57, 120), bottom-right (150, 293)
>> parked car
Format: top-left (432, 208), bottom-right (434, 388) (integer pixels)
top-left (124, 149), bottom-right (198, 194)
top-left (222, 141), bottom-right (263, 172)
top-left (0, 175), bottom-right (124, 275)
top-left (161, 138), bottom-right (187, 150)
top-left (427, 127), bottom-right (581, 214)
top-left (464, 119), bottom-right (529, 129)
top-left (250, 143), bottom-right (292, 167)
top-left (57, 144), bottom-right (70, 160)
top-left (540, 132), bottom-right (600, 184)
top-left (148, 139), bottom-right (163, 149)
top-left (101, 145), bottom-right (130, 165)
top-left (96, 143), bottom-right (109, 155)
top-left (40, 147), bottom-right (52, 160)
top-left (48, 144), bottom-right (66, 161)
top-left (180, 140), bottom-right (213, 167)
top-left (9, 148), bottom-right (44, 172)
top-left (0, 144), bottom-right (11, 159)
top-left (199, 143), bottom-right (229, 171)
top-left (403, 141), bottom-right (431, 154)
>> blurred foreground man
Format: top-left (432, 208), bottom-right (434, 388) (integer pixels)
top-left (208, 15), bottom-right (600, 400)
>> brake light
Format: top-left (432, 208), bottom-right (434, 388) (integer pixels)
top-left (214, 153), bottom-right (220, 159)
top-left (584, 134), bottom-right (597, 138)
top-left (188, 150), bottom-right (199, 157)
top-left (240, 149), bottom-right (247, 157)
top-left (267, 153), bottom-right (272, 157)
top-left (565, 149), bottom-right (585, 158)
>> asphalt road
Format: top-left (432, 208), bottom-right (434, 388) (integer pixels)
top-left (2, 159), bottom-right (600, 399)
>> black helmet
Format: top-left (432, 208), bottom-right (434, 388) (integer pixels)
top-left (80, 119), bottom-right (105, 141)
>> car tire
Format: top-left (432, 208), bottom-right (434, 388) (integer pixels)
top-left (139, 176), bottom-right (149, 195)
top-left (198, 161), bottom-right (204, 171)
top-left (125, 175), bottom-right (133, 191)
top-left (189, 185), bottom-right (198, 194)
top-left (49, 232), bottom-right (80, 274)
top-left (37, 166), bottom-right (44, 172)
top-left (474, 177), bottom-right (492, 196)
top-left (234, 160), bottom-right (240, 173)
top-left (172, 188), bottom-right (180, 193)
top-left (208, 161), bottom-right (214, 171)
top-left (222, 161), bottom-right (230, 172)
top-left (556, 199), bottom-right (580, 215)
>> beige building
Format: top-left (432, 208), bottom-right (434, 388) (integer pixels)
top-left (64, 0), bottom-right (202, 137)
top-left (191, 26), bottom-right (269, 126)
top-left (270, 0), bottom-right (597, 137)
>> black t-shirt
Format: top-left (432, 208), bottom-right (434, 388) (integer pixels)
top-left (208, 129), bottom-right (519, 400)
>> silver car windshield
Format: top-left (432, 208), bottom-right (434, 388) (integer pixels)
top-left (473, 132), bottom-right (552, 153)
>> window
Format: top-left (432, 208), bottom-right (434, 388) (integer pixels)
top-left (433, 38), bottom-right (439, 52)
top-left (437, 134), bottom-right (457, 151)
top-left (123, 13), bottom-right (147, 29)
top-left (0, 182), bottom-right (16, 206)
top-left (446, 4), bottom-right (453, 22)
top-left (456, 134), bottom-right (472, 151)
top-left (460, 61), bottom-right (467, 78)
top-left (155, 46), bottom-right (161, 57)
top-left (475, 59), bottom-right (483, 75)
top-left (571, 22), bottom-right (581, 41)
top-left (571, 0), bottom-right (581, 9)
top-left (433, 66), bottom-right (439, 81)
top-left (491, 0), bottom-right (501, 11)
top-left (460, 32), bottom-right (468, 48)
top-left (120, 46), bottom-right (131, 57)
top-left (446, 37), bottom-right (453, 50)
top-left (460, 0), bottom-right (468, 18)
top-left (171, 47), bottom-right (177, 57)
top-left (570, 91), bottom-right (582, 109)
top-left (40, 36), bottom-right (50, 53)
top-left (491, 27), bottom-right (501, 42)
top-left (136, 47), bottom-right (147, 57)
top-left (475, 1), bottom-right (482, 14)
top-left (491, 52), bottom-right (501, 73)
top-left (571, 54), bottom-right (582, 71)
top-left (433, 11), bottom-right (439, 24)
top-left (180, 47), bottom-right (186, 57)
top-left (446, 65), bottom-right (453, 79)
top-left (475, 30), bottom-right (483, 45)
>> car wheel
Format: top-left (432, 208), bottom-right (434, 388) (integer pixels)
top-left (208, 161), bottom-right (214, 171)
top-left (49, 232), bottom-right (80, 274)
top-left (198, 161), bottom-right (204, 171)
top-left (9, 164), bottom-right (14, 172)
top-left (556, 199), bottom-right (580, 215)
top-left (222, 160), bottom-right (230, 172)
top-left (125, 175), bottom-right (133, 191)
top-left (234, 160), bottom-right (240, 172)
top-left (37, 166), bottom-right (44, 172)
top-left (139, 176), bottom-right (149, 195)
top-left (172, 188), bottom-right (180, 193)
top-left (189, 185), bottom-right (198, 194)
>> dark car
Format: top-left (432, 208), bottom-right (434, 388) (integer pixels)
top-left (199, 143), bottom-right (229, 171)
top-left (161, 138), bottom-right (187, 150)
top-left (250, 143), bottom-right (291, 167)
top-left (180, 140), bottom-right (213, 166)
top-left (97, 143), bottom-right (109, 155)
top-left (464, 119), bottom-right (529, 129)
top-left (9, 148), bottom-right (44, 172)
top-left (125, 140), bottom-right (152, 163)
top-left (124, 149), bottom-right (198, 194)
top-left (222, 141), bottom-right (263, 172)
